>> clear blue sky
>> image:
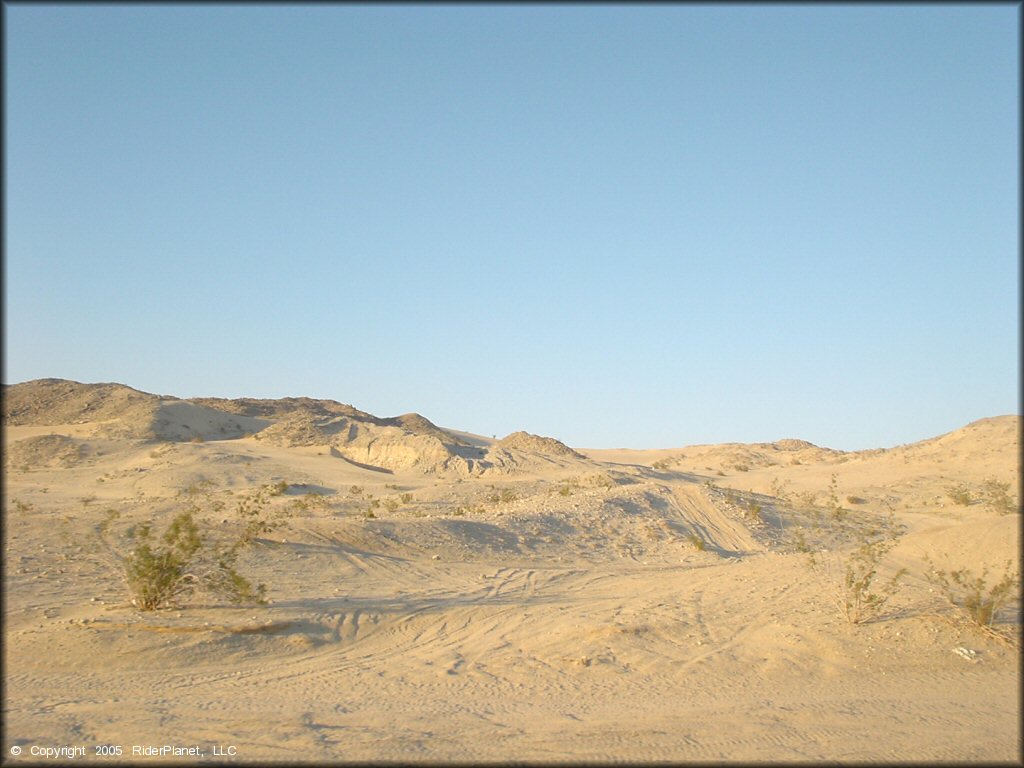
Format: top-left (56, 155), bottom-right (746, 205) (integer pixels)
top-left (4, 4), bottom-right (1019, 450)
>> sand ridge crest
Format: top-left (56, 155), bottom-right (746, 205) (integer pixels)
top-left (496, 430), bottom-right (585, 458)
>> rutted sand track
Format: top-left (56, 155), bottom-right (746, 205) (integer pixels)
top-left (3, 384), bottom-right (1019, 763)
top-left (668, 484), bottom-right (765, 555)
top-left (5, 536), bottom-right (1018, 762)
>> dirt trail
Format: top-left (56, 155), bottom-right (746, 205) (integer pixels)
top-left (668, 485), bottom-right (765, 556)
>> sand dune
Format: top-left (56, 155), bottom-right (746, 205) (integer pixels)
top-left (2, 380), bottom-right (1020, 762)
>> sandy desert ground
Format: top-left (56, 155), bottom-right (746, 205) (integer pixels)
top-left (3, 379), bottom-right (1021, 763)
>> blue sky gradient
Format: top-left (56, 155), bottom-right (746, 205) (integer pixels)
top-left (4, 5), bottom-right (1019, 449)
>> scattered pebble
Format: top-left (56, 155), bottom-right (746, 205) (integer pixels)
top-left (953, 646), bottom-right (978, 661)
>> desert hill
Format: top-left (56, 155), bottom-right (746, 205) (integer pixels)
top-left (3, 379), bottom-right (270, 442)
top-left (497, 430), bottom-right (584, 458)
top-left (3, 378), bottom-right (159, 427)
top-left (2, 379), bottom-right (596, 477)
top-left (2, 379), bottom-right (1020, 762)
top-left (887, 414), bottom-right (1020, 462)
top-left (187, 394), bottom-right (377, 422)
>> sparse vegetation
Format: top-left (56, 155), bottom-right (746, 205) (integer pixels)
top-left (643, 523), bottom-right (663, 542)
top-left (980, 477), bottom-right (1016, 515)
top-left (769, 477), bottom-right (791, 503)
top-left (826, 474), bottom-right (846, 520)
top-left (269, 480), bottom-right (289, 496)
top-left (287, 492), bottom-right (330, 516)
top-left (487, 487), bottom-right (518, 504)
top-left (588, 473), bottom-right (616, 488)
top-left (96, 507), bottom-right (121, 536)
top-left (57, 514), bottom-right (76, 548)
top-left (925, 556), bottom-right (1020, 629)
top-left (945, 483), bottom-right (973, 506)
top-left (180, 478), bottom-right (214, 498)
top-left (687, 533), bottom-right (706, 551)
top-left (744, 500), bottom-right (762, 522)
top-left (796, 511), bottom-right (907, 624)
top-left (234, 484), bottom-right (293, 545)
top-left (796, 490), bottom-right (819, 509)
top-left (10, 498), bottom-right (34, 513)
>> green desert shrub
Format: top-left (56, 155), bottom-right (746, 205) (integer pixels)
top-left (945, 483), bottom-right (973, 506)
top-left (797, 512), bottom-right (907, 624)
top-left (826, 474), bottom-right (846, 520)
top-left (487, 488), bottom-right (517, 504)
top-left (744, 500), bottom-right (762, 522)
top-left (123, 510), bottom-right (265, 611)
top-left (287, 492), bottom-right (330, 516)
top-left (234, 484), bottom-right (292, 545)
top-left (835, 531), bottom-right (907, 624)
top-left (109, 480), bottom-right (286, 612)
top-left (123, 512), bottom-right (202, 610)
top-left (925, 557), bottom-right (1020, 628)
